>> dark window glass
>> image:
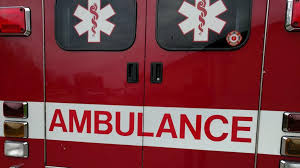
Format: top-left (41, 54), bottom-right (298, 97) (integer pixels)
top-left (55, 0), bottom-right (136, 51)
top-left (156, 0), bottom-right (252, 51)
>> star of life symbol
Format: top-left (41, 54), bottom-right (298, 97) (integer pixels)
top-left (178, 0), bottom-right (227, 42)
top-left (74, 0), bottom-right (116, 43)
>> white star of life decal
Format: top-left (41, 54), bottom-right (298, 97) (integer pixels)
top-left (74, 0), bottom-right (116, 43)
top-left (178, 0), bottom-right (227, 42)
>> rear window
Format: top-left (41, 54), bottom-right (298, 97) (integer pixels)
top-left (156, 0), bottom-right (252, 51)
top-left (55, 0), bottom-right (136, 51)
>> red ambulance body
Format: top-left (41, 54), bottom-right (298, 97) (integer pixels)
top-left (0, 0), bottom-right (300, 167)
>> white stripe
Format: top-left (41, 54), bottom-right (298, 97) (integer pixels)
top-left (1, 101), bottom-right (294, 155)
top-left (0, 101), bottom-right (44, 139)
top-left (46, 102), bottom-right (257, 154)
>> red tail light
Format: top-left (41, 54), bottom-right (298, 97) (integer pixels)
top-left (283, 112), bottom-right (300, 132)
top-left (0, 7), bottom-right (31, 36)
top-left (292, 0), bottom-right (300, 28)
top-left (3, 102), bottom-right (28, 119)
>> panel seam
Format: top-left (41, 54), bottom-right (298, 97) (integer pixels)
top-left (254, 0), bottom-right (270, 167)
top-left (42, 0), bottom-right (47, 165)
top-left (142, 0), bottom-right (148, 168)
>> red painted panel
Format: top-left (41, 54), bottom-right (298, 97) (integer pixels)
top-left (257, 154), bottom-right (300, 168)
top-left (0, 0), bottom-right (43, 101)
top-left (47, 140), bottom-right (142, 168)
top-left (143, 146), bottom-right (254, 168)
top-left (256, 154), bottom-right (281, 168)
top-left (262, 0), bottom-right (300, 112)
top-left (0, 0), bottom-right (44, 167)
top-left (0, 138), bottom-right (44, 168)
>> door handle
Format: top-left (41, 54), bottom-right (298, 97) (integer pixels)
top-left (127, 63), bottom-right (139, 83)
top-left (151, 63), bottom-right (163, 84)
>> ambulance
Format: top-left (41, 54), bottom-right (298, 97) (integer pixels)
top-left (0, 0), bottom-right (300, 167)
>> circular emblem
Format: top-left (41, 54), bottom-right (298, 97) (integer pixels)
top-left (226, 31), bottom-right (242, 47)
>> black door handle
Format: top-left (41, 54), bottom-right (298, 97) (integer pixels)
top-left (151, 63), bottom-right (163, 84)
top-left (127, 63), bottom-right (139, 83)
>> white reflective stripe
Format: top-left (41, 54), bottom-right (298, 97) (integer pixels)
top-left (143, 107), bottom-right (257, 154)
top-left (1, 100), bottom-right (295, 156)
top-left (0, 101), bottom-right (44, 139)
top-left (258, 111), bottom-right (300, 155)
top-left (46, 102), bottom-right (257, 154)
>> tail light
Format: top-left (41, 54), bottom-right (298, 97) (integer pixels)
top-left (280, 160), bottom-right (300, 167)
top-left (2, 101), bottom-right (30, 158)
top-left (4, 121), bottom-right (28, 138)
top-left (0, 6), bottom-right (31, 36)
top-left (283, 112), bottom-right (300, 132)
top-left (281, 137), bottom-right (300, 157)
top-left (3, 102), bottom-right (28, 118)
top-left (286, 0), bottom-right (300, 31)
top-left (4, 140), bottom-right (28, 158)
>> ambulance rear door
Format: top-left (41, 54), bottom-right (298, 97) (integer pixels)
top-left (44, 0), bottom-right (146, 167)
top-left (143, 0), bottom-right (268, 168)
